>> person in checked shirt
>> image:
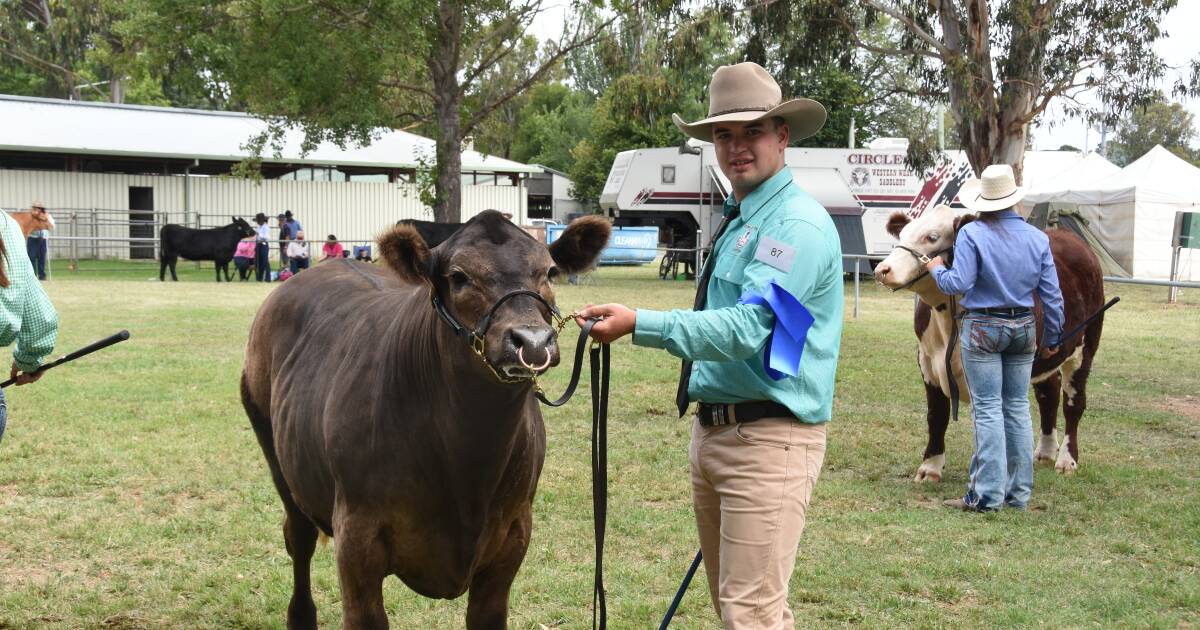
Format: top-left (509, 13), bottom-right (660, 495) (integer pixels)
top-left (0, 209), bottom-right (59, 446)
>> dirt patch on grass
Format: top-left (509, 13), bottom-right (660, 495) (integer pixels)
top-left (0, 484), bottom-right (18, 505)
top-left (1159, 395), bottom-right (1200, 422)
top-left (95, 613), bottom-right (149, 629)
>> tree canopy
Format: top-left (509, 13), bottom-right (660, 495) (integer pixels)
top-left (801, 0), bottom-right (1181, 181)
top-left (1108, 96), bottom-right (1198, 166)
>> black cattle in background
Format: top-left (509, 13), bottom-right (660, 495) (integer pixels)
top-left (395, 219), bottom-right (464, 248)
top-left (160, 217), bottom-right (256, 282)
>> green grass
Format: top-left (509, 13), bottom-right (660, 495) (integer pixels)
top-left (1, 262), bottom-right (1197, 629)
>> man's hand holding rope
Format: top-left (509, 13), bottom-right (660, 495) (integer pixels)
top-left (575, 304), bottom-right (636, 344)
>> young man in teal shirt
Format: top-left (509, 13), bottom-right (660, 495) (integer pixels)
top-left (577, 62), bottom-right (843, 629)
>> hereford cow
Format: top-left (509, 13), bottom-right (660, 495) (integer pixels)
top-left (241, 211), bottom-right (610, 629)
top-left (872, 204), bottom-right (1105, 481)
top-left (159, 217), bottom-right (255, 282)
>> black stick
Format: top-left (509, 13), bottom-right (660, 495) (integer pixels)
top-left (658, 549), bottom-right (703, 630)
top-left (1, 330), bottom-right (130, 388)
top-left (1056, 297), bottom-right (1120, 347)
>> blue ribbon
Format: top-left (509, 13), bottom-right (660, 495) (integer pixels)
top-left (738, 280), bottom-right (814, 381)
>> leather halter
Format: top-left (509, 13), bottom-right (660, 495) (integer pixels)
top-left (886, 244), bottom-right (955, 292)
top-left (431, 288), bottom-right (564, 384)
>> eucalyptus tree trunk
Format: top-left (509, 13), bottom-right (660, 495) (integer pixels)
top-left (939, 0), bottom-right (1054, 184)
top-left (429, 0), bottom-right (465, 223)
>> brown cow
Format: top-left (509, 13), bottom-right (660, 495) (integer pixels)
top-left (241, 210), bottom-right (609, 629)
top-left (8, 204), bottom-right (56, 237)
top-left (873, 204), bottom-right (1105, 482)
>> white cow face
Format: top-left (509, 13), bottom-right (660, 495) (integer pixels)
top-left (872, 204), bottom-right (968, 290)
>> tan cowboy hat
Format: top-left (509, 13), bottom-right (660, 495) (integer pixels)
top-left (672, 62), bottom-right (826, 143)
top-left (958, 164), bottom-right (1027, 212)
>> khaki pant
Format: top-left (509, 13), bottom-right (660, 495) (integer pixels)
top-left (689, 416), bottom-right (827, 629)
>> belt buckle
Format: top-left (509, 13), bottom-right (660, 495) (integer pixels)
top-left (700, 404), bottom-right (730, 427)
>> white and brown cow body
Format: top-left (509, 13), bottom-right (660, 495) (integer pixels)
top-left (873, 204), bottom-right (1106, 482)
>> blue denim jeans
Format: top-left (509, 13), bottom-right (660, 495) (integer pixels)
top-left (960, 313), bottom-right (1037, 511)
top-left (0, 387), bottom-right (7, 447)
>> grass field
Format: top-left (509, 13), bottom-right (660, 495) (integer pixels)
top-left (1, 260), bottom-right (1197, 629)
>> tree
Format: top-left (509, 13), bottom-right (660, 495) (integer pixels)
top-left (1, 0), bottom-right (120, 100)
top-left (463, 34), bottom-right (545, 161)
top-left (809, 0), bottom-right (1178, 181)
top-left (0, 0), bottom-right (224, 106)
top-left (139, 0), bottom-right (610, 223)
top-left (561, 4), bottom-right (740, 206)
top-left (508, 83), bottom-right (596, 173)
top-left (568, 73), bottom-right (701, 208)
top-left (1108, 96), bottom-right (1197, 166)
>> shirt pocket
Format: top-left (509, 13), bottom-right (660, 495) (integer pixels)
top-left (712, 252), bottom-right (751, 285)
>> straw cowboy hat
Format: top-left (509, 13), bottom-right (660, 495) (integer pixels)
top-left (958, 164), bottom-right (1027, 212)
top-left (672, 62), bottom-right (827, 143)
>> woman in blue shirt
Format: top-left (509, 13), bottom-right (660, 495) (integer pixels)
top-left (926, 164), bottom-right (1064, 512)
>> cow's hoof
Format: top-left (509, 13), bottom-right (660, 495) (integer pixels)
top-left (914, 454), bottom-right (945, 482)
top-left (1035, 432), bottom-right (1059, 464)
top-left (1054, 435), bottom-right (1077, 474)
top-left (1055, 456), bottom-right (1078, 475)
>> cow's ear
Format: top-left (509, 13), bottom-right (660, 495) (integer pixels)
top-left (954, 213), bottom-right (978, 233)
top-left (378, 224), bottom-right (431, 284)
top-left (886, 211), bottom-right (910, 239)
top-left (548, 215), bottom-right (611, 275)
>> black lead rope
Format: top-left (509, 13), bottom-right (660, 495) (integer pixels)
top-left (533, 318), bottom-right (609, 629)
top-left (946, 295), bottom-right (961, 421)
top-left (590, 339), bottom-right (609, 630)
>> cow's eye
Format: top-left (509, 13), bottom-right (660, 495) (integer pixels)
top-left (926, 233), bottom-right (940, 243)
top-left (449, 271), bottom-right (470, 289)
top-left (547, 268), bottom-right (559, 282)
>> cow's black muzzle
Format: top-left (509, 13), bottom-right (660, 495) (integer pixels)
top-left (432, 289), bottom-right (565, 383)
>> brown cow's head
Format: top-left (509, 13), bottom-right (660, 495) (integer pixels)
top-left (873, 204), bottom-right (975, 290)
top-left (9, 203), bottom-right (56, 238)
top-left (379, 211), bottom-right (610, 380)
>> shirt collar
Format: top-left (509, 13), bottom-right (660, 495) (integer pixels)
top-left (725, 167), bottom-right (792, 221)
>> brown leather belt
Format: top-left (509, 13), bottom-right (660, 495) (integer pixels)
top-left (697, 401), bottom-right (795, 427)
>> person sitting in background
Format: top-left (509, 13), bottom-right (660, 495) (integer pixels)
top-left (233, 235), bottom-right (256, 281)
top-left (0, 209), bottom-right (58, 447)
top-left (354, 246), bottom-right (372, 262)
top-left (321, 235), bottom-right (344, 262)
top-left (287, 230), bottom-right (311, 275)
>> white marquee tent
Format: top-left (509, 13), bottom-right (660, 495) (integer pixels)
top-left (1021, 146), bottom-right (1199, 280)
top-left (1022, 152), bottom-right (1121, 205)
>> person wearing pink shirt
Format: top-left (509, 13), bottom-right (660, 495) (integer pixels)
top-left (233, 235), bottom-right (256, 281)
top-left (321, 234), bottom-right (345, 262)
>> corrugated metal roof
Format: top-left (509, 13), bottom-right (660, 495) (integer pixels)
top-left (0, 94), bottom-right (541, 173)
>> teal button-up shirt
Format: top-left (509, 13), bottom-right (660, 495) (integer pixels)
top-left (633, 167), bottom-right (843, 422)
